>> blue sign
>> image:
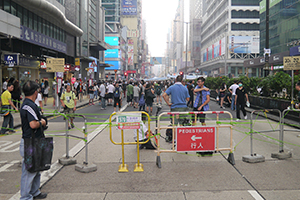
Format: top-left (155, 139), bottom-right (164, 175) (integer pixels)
top-left (20, 26), bottom-right (67, 53)
top-left (105, 49), bottom-right (119, 58)
top-left (4, 54), bottom-right (18, 66)
top-left (105, 37), bottom-right (119, 46)
top-left (290, 45), bottom-right (300, 56)
top-left (122, 0), bottom-right (137, 15)
top-left (105, 61), bottom-right (120, 70)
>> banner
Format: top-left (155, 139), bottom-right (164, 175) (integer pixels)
top-left (128, 39), bottom-right (134, 66)
top-left (122, 0), bottom-right (137, 16)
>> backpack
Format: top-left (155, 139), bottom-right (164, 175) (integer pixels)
top-left (155, 85), bottom-right (162, 95)
top-left (114, 87), bottom-right (120, 98)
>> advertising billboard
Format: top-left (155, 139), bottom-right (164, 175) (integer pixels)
top-left (122, 0), bottom-right (137, 16)
top-left (202, 38), bottom-right (225, 63)
top-left (105, 49), bottom-right (119, 58)
top-left (105, 37), bottom-right (119, 46)
top-left (150, 57), bottom-right (163, 65)
top-left (105, 61), bottom-right (120, 70)
top-left (229, 36), bottom-right (259, 54)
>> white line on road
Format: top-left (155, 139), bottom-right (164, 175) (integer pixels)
top-left (9, 104), bottom-right (128, 200)
top-left (0, 160), bottom-right (20, 172)
top-left (248, 190), bottom-right (264, 200)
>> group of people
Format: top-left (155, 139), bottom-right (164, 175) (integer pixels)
top-left (217, 80), bottom-right (250, 121)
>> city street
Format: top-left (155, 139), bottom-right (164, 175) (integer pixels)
top-left (2, 97), bottom-right (300, 200)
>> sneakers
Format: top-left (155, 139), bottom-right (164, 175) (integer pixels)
top-left (236, 119), bottom-right (241, 122)
top-left (9, 130), bottom-right (16, 134)
top-left (220, 106), bottom-right (225, 109)
top-left (34, 192), bottom-right (47, 199)
top-left (244, 115), bottom-right (247, 120)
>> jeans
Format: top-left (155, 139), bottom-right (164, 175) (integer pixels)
top-left (1, 112), bottom-right (14, 134)
top-left (101, 96), bottom-right (106, 109)
top-left (231, 95), bottom-right (236, 110)
top-left (20, 139), bottom-right (41, 200)
top-left (94, 90), bottom-right (98, 99)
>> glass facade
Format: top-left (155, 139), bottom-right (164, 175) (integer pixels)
top-left (260, 0), bottom-right (300, 55)
top-left (0, 0), bottom-right (66, 43)
top-left (102, 0), bottom-right (120, 23)
top-left (232, 0), bottom-right (260, 6)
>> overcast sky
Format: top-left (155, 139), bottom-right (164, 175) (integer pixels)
top-left (142, 0), bottom-right (189, 57)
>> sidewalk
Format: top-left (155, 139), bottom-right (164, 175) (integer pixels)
top-left (6, 95), bottom-right (91, 130)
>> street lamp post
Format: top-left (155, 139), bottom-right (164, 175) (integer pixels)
top-left (174, 20), bottom-right (190, 77)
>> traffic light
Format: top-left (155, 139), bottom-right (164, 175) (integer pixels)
top-left (179, 71), bottom-right (183, 76)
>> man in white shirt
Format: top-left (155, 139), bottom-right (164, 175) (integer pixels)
top-left (2, 78), bottom-right (8, 92)
top-left (106, 82), bottom-right (115, 106)
top-left (99, 81), bottom-right (106, 110)
top-left (229, 80), bottom-right (239, 111)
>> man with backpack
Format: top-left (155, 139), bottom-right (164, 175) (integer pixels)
top-left (60, 85), bottom-right (77, 129)
top-left (113, 82), bottom-right (123, 112)
top-left (155, 81), bottom-right (162, 105)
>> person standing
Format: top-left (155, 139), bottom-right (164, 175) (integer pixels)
top-left (11, 80), bottom-right (22, 109)
top-left (106, 82), bottom-right (115, 106)
top-left (235, 81), bottom-right (250, 121)
top-left (162, 75), bottom-right (190, 125)
top-left (60, 85), bottom-right (77, 129)
top-left (1, 83), bottom-right (18, 134)
top-left (88, 83), bottom-right (95, 105)
top-left (113, 82), bottom-right (123, 112)
top-left (43, 80), bottom-right (49, 106)
top-left (145, 83), bottom-right (155, 115)
top-left (35, 88), bottom-right (44, 114)
top-left (126, 81), bottom-right (134, 106)
top-left (122, 81), bottom-right (127, 98)
top-left (187, 80), bottom-right (195, 108)
top-left (229, 80), bottom-right (239, 111)
top-left (19, 80), bottom-right (47, 200)
top-left (2, 78), bottom-right (9, 93)
top-left (99, 81), bottom-right (106, 110)
top-left (192, 77), bottom-right (210, 126)
top-left (133, 82), bottom-right (140, 108)
top-left (219, 82), bottom-right (227, 109)
top-left (155, 81), bottom-right (163, 105)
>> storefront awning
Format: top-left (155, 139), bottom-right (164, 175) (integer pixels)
top-left (89, 41), bottom-right (112, 51)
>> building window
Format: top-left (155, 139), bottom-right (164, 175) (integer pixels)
top-left (23, 8), bottom-right (28, 27)
top-left (33, 14), bottom-right (38, 31)
top-left (231, 0), bottom-right (259, 6)
top-left (28, 11), bottom-right (33, 29)
top-left (11, 1), bottom-right (16, 15)
top-left (231, 10), bottom-right (259, 19)
top-left (3, 0), bottom-right (10, 13)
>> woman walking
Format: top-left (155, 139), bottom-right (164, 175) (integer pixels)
top-left (219, 82), bottom-right (227, 109)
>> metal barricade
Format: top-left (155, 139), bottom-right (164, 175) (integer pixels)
top-left (271, 108), bottom-right (297, 159)
top-left (156, 111), bottom-right (234, 168)
top-left (242, 109), bottom-right (281, 163)
top-left (44, 112), bottom-right (96, 172)
top-left (109, 111), bottom-right (151, 173)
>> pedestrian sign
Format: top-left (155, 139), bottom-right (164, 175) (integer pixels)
top-left (116, 113), bottom-right (141, 130)
top-left (176, 126), bottom-right (216, 152)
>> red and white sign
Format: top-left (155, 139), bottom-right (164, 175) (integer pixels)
top-left (40, 62), bottom-right (47, 69)
top-left (118, 122), bottom-right (140, 130)
top-left (176, 127), bottom-right (216, 152)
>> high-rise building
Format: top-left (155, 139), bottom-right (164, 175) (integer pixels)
top-left (200, 0), bottom-right (260, 77)
top-left (189, 0), bottom-right (202, 72)
top-left (102, 0), bottom-right (127, 78)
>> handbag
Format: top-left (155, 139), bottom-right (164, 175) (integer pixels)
top-left (0, 106), bottom-right (10, 116)
top-left (24, 126), bottom-right (53, 173)
top-left (139, 94), bottom-right (145, 106)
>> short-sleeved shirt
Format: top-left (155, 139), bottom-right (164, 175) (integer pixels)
top-left (35, 93), bottom-right (43, 107)
top-left (60, 91), bottom-right (76, 108)
top-left (127, 84), bottom-right (134, 96)
top-left (88, 86), bottom-right (94, 94)
top-left (133, 86), bottom-right (140, 97)
top-left (100, 84), bottom-right (106, 97)
top-left (236, 87), bottom-right (247, 103)
top-left (193, 86), bottom-right (210, 111)
top-left (165, 82), bottom-right (190, 109)
top-left (1, 90), bottom-right (11, 105)
top-left (107, 84), bottom-right (115, 93)
top-left (229, 84), bottom-right (239, 95)
top-left (20, 98), bottom-right (43, 138)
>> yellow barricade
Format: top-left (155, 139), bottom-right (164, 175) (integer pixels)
top-left (156, 111), bottom-right (234, 168)
top-left (109, 111), bottom-right (151, 172)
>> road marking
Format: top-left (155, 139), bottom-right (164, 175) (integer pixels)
top-left (9, 103), bottom-right (129, 200)
top-left (0, 160), bottom-right (20, 172)
top-left (248, 190), bottom-right (264, 200)
top-left (0, 141), bottom-right (20, 152)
